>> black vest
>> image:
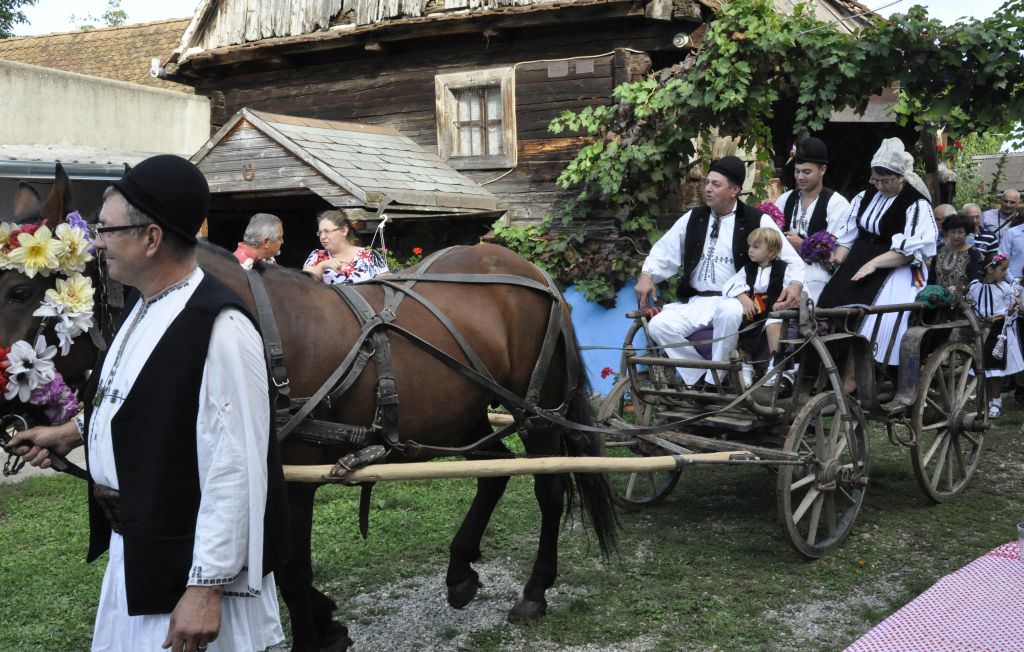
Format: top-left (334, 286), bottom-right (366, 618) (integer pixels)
top-left (744, 259), bottom-right (788, 310)
top-left (855, 185), bottom-right (924, 245)
top-left (677, 200), bottom-right (765, 300)
top-left (82, 274), bottom-right (289, 615)
top-left (782, 188), bottom-right (834, 237)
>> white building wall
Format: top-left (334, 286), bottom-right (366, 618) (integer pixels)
top-left (0, 59), bottom-right (209, 155)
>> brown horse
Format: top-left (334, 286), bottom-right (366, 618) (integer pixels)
top-left (0, 169), bottom-right (616, 652)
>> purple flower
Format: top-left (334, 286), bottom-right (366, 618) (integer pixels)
top-left (28, 371), bottom-right (79, 425)
top-left (800, 231), bottom-right (838, 264)
top-left (65, 211), bottom-right (95, 253)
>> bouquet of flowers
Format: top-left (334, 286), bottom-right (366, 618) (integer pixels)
top-left (0, 213), bottom-right (94, 425)
top-left (800, 231), bottom-right (838, 265)
top-left (756, 202), bottom-right (786, 229)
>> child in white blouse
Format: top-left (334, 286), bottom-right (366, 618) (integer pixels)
top-left (721, 228), bottom-right (796, 385)
top-left (968, 253), bottom-right (1024, 417)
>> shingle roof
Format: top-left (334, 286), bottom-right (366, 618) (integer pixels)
top-left (193, 108), bottom-right (503, 213)
top-left (0, 18), bottom-right (191, 91)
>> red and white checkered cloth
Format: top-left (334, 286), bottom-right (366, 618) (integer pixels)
top-left (846, 543), bottom-right (1024, 651)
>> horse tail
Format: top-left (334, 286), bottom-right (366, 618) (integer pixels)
top-left (562, 336), bottom-right (618, 557)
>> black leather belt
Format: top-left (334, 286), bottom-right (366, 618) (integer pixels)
top-left (93, 484), bottom-right (122, 534)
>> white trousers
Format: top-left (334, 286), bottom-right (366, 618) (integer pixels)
top-left (646, 296), bottom-right (744, 384)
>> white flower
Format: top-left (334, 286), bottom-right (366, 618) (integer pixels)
top-left (51, 311), bottom-right (94, 355)
top-left (4, 336), bottom-right (57, 402)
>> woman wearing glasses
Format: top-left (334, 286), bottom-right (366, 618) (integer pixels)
top-left (818, 137), bottom-right (938, 374)
top-left (302, 210), bottom-right (389, 284)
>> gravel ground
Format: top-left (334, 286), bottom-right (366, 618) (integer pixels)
top-left (270, 559), bottom-right (660, 652)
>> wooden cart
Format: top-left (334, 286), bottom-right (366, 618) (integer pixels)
top-left (597, 295), bottom-right (990, 558)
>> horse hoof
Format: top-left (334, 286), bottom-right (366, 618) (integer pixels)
top-left (507, 598), bottom-right (547, 623)
top-left (447, 574), bottom-right (482, 609)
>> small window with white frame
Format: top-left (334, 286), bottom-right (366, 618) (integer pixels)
top-left (435, 67), bottom-right (517, 170)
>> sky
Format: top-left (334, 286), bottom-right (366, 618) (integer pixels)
top-left (11, 0), bottom-right (1012, 35)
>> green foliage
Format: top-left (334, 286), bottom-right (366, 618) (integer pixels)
top-left (533, 0), bottom-right (1024, 303)
top-left (70, 0), bottom-right (127, 31)
top-left (952, 133), bottom-right (1010, 208)
top-left (492, 216), bottom-right (645, 305)
top-left (0, 0), bottom-right (36, 38)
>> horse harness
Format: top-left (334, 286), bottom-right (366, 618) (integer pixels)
top-left (244, 246), bottom-right (582, 465)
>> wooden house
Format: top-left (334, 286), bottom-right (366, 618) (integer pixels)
top-left (161, 0), bottom-right (879, 249)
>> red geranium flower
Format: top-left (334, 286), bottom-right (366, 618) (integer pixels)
top-left (600, 366), bottom-right (615, 379)
top-left (412, 247), bottom-right (423, 256)
top-left (935, 144), bottom-right (946, 152)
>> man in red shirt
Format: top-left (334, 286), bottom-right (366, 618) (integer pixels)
top-left (233, 213), bottom-right (284, 269)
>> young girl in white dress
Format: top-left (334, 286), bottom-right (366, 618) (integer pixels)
top-left (968, 253), bottom-right (1024, 417)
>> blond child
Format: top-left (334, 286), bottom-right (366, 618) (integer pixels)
top-left (721, 228), bottom-right (797, 385)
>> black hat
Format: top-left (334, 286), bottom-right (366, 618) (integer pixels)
top-left (795, 137), bottom-right (829, 165)
top-left (708, 155), bottom-right (746, 187)
top-left (112, 154), bottom-right (209, 245)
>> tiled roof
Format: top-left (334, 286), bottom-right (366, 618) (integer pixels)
top-left (0, 18), bottom-right (190, 91)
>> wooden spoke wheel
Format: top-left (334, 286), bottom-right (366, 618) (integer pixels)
top-left (597, 377), bottom-right (681, 509)
top-left (910, 342), bottom-right (985, 503)
top-left (777, 392), bottom-right (869, 558)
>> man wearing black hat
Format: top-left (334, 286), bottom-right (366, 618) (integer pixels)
top-left (635, 155), bottom-right (805, 386)
top-left (12, 155), bottom-right (287, 652)
top-left (772, 137), bottom-right (852, 302)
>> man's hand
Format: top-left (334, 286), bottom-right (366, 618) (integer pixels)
top-left (635, 273), bottom-right (657, 306)
top-left (9, 421), bottom-right (81, 469)
top-left (737, 294), bottom-right (756, 320)
top-left (162, 586), bottom-right (222, 652)
top-left (773, 283), bottom-right (802, 310)
top-left (785, 232), bottom-right (804, 250)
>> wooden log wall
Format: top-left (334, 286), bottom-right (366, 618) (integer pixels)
top-left (192, 19), bottom-right (680, 225)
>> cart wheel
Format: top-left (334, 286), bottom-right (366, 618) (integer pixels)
top-left (597, 377), bottom-right (681, 509)
top-left (777, 392), bottom-right (869, 558)
top-left (910, 342), bottom-right (985, 503)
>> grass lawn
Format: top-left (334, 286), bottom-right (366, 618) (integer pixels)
top-left (1, 403), bottom-right (1021, 651)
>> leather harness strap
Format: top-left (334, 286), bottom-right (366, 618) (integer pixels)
top-left (245, 266), bottom-right (290, 403)
top-left (273, 246), bottom-right (582, 456)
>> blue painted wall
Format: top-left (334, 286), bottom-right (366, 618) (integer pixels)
top-left (563, 281), bottom-right (646, 395)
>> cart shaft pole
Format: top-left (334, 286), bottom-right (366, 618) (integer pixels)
top-left (283, 451), bottom-right (750, 483)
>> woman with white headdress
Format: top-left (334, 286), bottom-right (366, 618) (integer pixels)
top-left (818, 137), bottom-right (938, 367)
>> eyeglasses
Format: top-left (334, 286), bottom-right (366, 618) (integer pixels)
top-left (88, 223), bottom-right (148, 240)
top-left (869, 176), bottom-right (901, 188)
top-left (316, 227), bottom-right (342, 237)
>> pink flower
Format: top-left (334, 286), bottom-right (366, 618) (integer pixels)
top-left (756, 202), bottom-right (786, 229)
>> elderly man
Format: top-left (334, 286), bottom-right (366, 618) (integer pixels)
top-left (233, 212), bottom-right (284, 269)
top-left (635, 155), bottom-right (805, 386)
top-left (981, 189), bottom-right (1021, 236)
top-left (963, 202), bottom-right (998, 255)
top-left (12, 155), bottom-right (288, 652)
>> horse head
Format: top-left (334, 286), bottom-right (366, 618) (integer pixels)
top-left (0, 164), bottom-right (99, 433)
